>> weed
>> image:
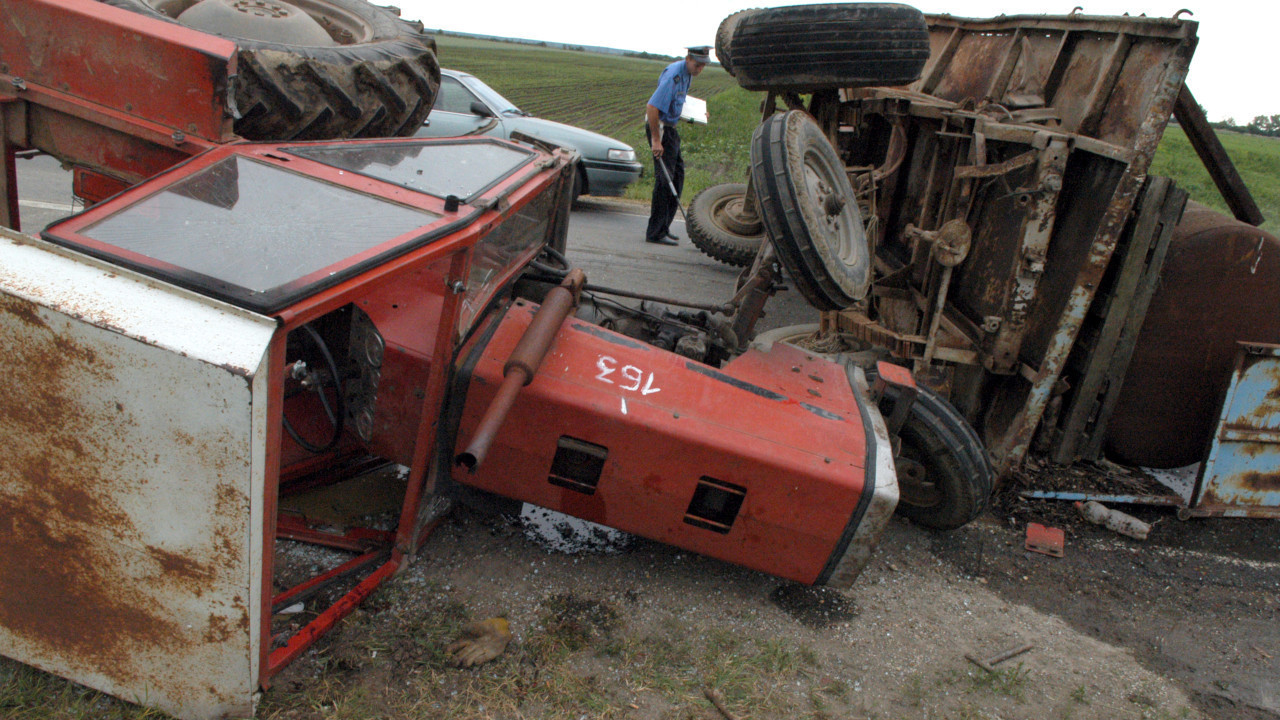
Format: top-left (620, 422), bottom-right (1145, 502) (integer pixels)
top-left (1070, 684), bottom-right (1091, 704)
top-left (964, 662), bottom-right (1030, 700)
top-left (900, 671), bottom-right (926, 708)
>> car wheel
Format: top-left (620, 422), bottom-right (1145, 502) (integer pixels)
top-left (716, 3), bottom-right (930, 92)
top-left (688, 183), bottom-right (765, 267)
top-left (750, 110), bottom-right (871, 310)
top-left (97, 0), bottom-right (441, 140)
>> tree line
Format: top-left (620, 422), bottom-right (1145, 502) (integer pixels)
top-left (1210, 114), bottom-right (1280, 138)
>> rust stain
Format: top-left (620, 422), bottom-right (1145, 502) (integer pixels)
top-left (0, 297), bottom-right (232, 684)
top-left (0, 505), bottom-right (180, 681)
top-left (0, 293), bottom-right (50, 330)
top-left (1234, 471), bottom-right (1280, 493)
top-left (203, 615), bottom-right (233, 644)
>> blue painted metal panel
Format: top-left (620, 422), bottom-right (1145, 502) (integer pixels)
top-left (1194, 343), bottom-right (1280, 515)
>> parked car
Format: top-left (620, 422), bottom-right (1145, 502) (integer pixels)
top-left (416, 69), bottom-right (642, 198)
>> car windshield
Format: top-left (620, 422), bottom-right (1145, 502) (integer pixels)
top-left (465, 75), bottom-right (527, 116)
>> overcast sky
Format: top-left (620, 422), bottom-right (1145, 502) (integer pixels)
top-left (395, 1), bottom-right (1275, 124)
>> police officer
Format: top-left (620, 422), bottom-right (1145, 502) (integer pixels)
top-left (644, 46), bottom-right (709, 245)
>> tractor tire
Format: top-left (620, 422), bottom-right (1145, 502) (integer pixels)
top-left (97, 0), bottom-right (440, 141)
top-left (688, 183), bottom-right (765, 267)
top-left (716, 3), bottom-right (930, 92)
top-left (880, 380), bottom-right (992, 531)
top-left (750, 110), bottom-right (871, 310)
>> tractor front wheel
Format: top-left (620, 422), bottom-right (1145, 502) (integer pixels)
top-left (880, 380), bottom-right (992, 530)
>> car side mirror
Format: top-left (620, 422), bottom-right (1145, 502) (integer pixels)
top-left (470, 101), bottom-right (494, 118)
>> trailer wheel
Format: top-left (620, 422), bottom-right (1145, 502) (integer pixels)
top-left (751, 110), bottom-right (871, 310)
top-left (688, 183), bottom-right (765, 267)
top-left (880, 380), bottom-right (992, 530)
top-left (97, 0), bottom-right (440, 140)
top-left (716, 3), bottom-right (930, 92)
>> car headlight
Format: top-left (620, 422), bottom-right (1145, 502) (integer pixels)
top-left (607, 148), bottom-right (637, 163)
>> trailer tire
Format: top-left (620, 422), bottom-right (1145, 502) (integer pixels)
top-left (688, 183), bottom-right (765, 267)
top-left (716, 4), bottom-right (930, 91)
top-left (880, 380), bottom-right (992, 530)
top-left (751, 110), bottom-right (871, 310)
top-left (97, 0), bottom-right (440, 141)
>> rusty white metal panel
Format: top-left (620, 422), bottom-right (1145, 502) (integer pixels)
top-left (0, 229), bottom-right (275, 720)
top-left (1193, 343), bottom-right (1280, 517)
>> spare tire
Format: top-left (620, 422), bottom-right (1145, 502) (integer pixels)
top-left (688, 183), bottom-right (765, 267)
top-left (750, 110), bottom-right (872, 310)
top-left (716, 3), bottom-right (930, 92)
top-left (98, 0), bottom-right (440, 140)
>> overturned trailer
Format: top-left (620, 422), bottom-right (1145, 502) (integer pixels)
top-left (709, 7), bottom-right (1280, 517)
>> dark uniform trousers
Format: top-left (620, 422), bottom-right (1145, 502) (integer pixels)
top-left (645, 123), bottom-right (683, 242)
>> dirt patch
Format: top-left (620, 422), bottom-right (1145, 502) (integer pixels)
top-left (254, 490), bottom-right (1279, 720)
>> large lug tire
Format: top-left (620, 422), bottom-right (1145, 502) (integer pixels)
top-left (716, 3), bottom-right (930, 92)
top-left (880, 380), bottom-right (992, 530)
top-left (98, 0), bottom-right (441, 141)
top-left (750, 110), bottom-right (871, 310)
top-left (688, 183), bottom-right (765, 267)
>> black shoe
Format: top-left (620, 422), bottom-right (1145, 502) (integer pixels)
top-left (665, 231), bottom-right (680, 240)
top-left (646, 235), bottom-right (678, 246)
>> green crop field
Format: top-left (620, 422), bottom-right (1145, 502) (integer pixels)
top-left (1150, 126), bottom-right (1278, 230)
top-left (434, 34), bottom-right (1278, 229)
top-left (433, 34), bottom-right (753, 202)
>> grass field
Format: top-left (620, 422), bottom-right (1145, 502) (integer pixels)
top-left (435, 34), bottom-right (1277, 230)
top-left (1150, 126), bottom-right (1278, 229)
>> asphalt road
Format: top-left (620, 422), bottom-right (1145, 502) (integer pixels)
top-left (12, 154), bottom-right (817, 334)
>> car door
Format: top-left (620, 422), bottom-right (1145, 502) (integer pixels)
top-left (415, 75), bottom-right (502, 139)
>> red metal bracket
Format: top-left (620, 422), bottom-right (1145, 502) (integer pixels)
top-left (873, 361), bottom-right (919, 437)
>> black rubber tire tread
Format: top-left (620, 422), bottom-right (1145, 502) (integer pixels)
top-left (688, 183), bottom-right (765, 267)
top-left (715, 9), bottom-right (748, 76)
top-left (716, 3), bottom-right (930, 92)
top-left (880, 380), bottom-right (992, 530)
top-left (750, 110), bottom-right (871, 310)
top-left (96, 0), bottom-right (440, 140)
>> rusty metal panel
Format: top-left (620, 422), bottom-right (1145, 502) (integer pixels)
top-left (919, 14), bottom-right (1198, 144)
top-left (1192, 344), bottom-right (1280, 517)
top-left (0, 0), bottom-right (236, 142)
top-left (0, 228), bottom-right (275, 720)
top-left (1106, 205), bottom-right (1280, 468)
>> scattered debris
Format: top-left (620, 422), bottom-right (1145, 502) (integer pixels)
top-left (519, 504), bottom-right (633, 554)
top-left (1025, 523), bottom-right (1065, 557)
top-left (704, 686), bottom-right (744, 720)
top-left (965, 643), bottom-right (1035, 674)
top-left (447, 617), bottom-right (513, 668)
top-left (1077, 500), bottom-right (1152, 540)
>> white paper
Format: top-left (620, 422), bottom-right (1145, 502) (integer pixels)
top-left (680, 95), bottom-right (708, 125)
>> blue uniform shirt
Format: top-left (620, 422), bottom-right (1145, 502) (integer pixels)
top-left (647, 59), bottom-right (690, 126)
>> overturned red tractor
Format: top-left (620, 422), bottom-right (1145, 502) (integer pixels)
top-left (0, 1), bottom-right (985, 718)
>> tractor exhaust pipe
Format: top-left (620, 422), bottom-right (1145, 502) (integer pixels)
top-left (457, 268), bottom-right (585, 471)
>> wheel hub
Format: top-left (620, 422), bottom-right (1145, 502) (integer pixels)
top-left (896, 456), bottom-right (941, 507)
top-left (715, 195), bottom-right (763, 236)
top-left (177, 0), bottom-right (336, 45)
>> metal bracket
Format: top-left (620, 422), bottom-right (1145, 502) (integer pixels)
top-left (872, 361), bottom-right (918, 437)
